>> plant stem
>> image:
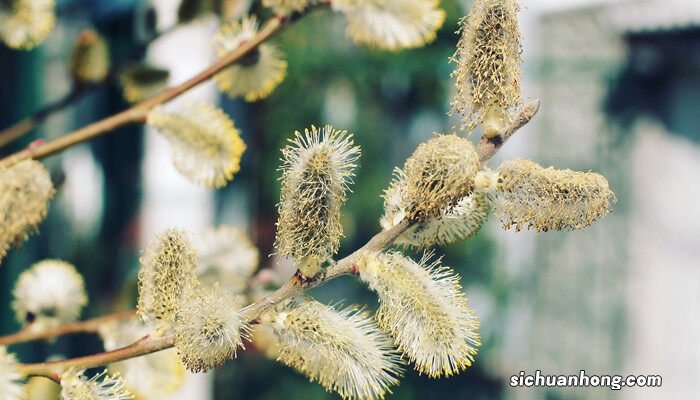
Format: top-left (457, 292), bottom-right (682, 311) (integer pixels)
top-left (0, 13), bottom-right (291, 168)
top-left (0, 310), bottom-right (135, 346)
top-left (476, 100), bottom-right (541, 163)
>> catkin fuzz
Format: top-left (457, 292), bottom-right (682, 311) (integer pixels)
top-left (275, 125), bottom-right (360, 277)
top-left (0, 160), bottom-right (54, 265)
top-left (493, 159), bottom-right (615, 231)
top-left (119, 64), bottom-right (170, 104)
top-left (401, 134), bottom-right (480, 221)
top-left (451, 0), bottom-right (522, 134)
top-left (0, 0), bottom-right (56, 50)
top-left (60, 368), bottom-right (132, 400)
top-left (147, 101), bottom-right (246, 189)
top-left (194, 226), bottom-right (260, 293)
top-left (359, 252), bottom-right (480, 378)
top-left (0, 346), bottom-right (24, 399)
top-left (269, 296), bottom-right (404, 400)
top-left (137, 229), bottom-right (198, 327)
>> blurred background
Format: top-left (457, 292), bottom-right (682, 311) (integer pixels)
top-left (1, 0), bottom-right (699, 399)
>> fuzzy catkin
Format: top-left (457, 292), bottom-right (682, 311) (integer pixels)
top-left (0, 0), bottom-right (56, 50)
top-left (60, 368), bottom-right (132, 400)
top-left (493, 159), bottom-right (615, 231)
top-left (147, 101), bottom-right (246, 189)
top-left (119, 64), bottom-right (169, 104)
top-left (0, 160), bottom-right (55, 265)
top-left (174, 284), bottom-right (250, 373)
top-left (137, 229), bottom-right (198, 327)
top-left (451, 0), bottom-right (522, 134)
top-left (333, 0), bottom-right (445, 51)
top-left (69, 29), bottom-right (110, 84)
top-left (275, 125), bottom-right (360, 277)
top-left (270, 296), bottom-right (404, 400)
top-left (401, 134), bottom-right (480, 221)
top-left (0, 346), bottom-right (24, 399)
top-left (194, 226), bottom-right (259, 293)
top-left (12, 260), bottom-right (88, 332)
top-left (358, 252), bottom-right (480, 378)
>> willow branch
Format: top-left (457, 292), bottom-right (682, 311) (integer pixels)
top-left (477, 99), bottom-right (541, 163)
top-left (0, 12), bottom-right (295, 168)
top-left (0, 310), bottom-right (135, 346)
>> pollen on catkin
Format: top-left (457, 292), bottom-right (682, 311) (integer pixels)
top-left (174, 284), bottom-right (250, 373)
top-left (194, 226), bottom-right (259, 293)
top-left (401, 134), bottom-right (480, 221)
top-left (137, 229), bottom-right (198, 327)
top-left (0, 346), bottom-right (24, 400)
top-left (493, 158), bottom-right (615, 232)
top-left (0, 0), bottom-right (56, 50)
top-left (269, 296), bottom-right (404, 400)
top-left (60, 368), bottom-right (132, 400)
top-left (381, 168), bottom-right (490, 248)
top-left (358, 252), bottom-right (480, 378)
top-left (333, 0), bottom-right (444, 51)
top-left (212, 16), bottom-right (287, 101)
top-left (99, 318), bottom-right (185, 399)
top-left (69, 29), bottom-right (110, 84)
top-left (0, 159), bottom-right (55, 265)
top-left (147, 101), bottom-right (246, 189)
top-left (118, 64), bottom-right (170, 104)
top-left (262, 0), bottom-right (310, 15)
top-left (12, 259), bottom-right (87, 332)
top-left (275, 125), bottom-right (360, 278)
top-left (450, 0), bottom-right (522, 134)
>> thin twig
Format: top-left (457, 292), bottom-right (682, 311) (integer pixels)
top-left (0, 12), bottom-right (295, 168)
top-left (476, 99), bottom-right (541, 163)
top-left (0, 310), bottom-right (135, 346)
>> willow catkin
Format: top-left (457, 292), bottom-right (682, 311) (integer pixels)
top-left (174, 284), bottom-right (250, 373)
top-left (0, 159), bottom-right (55, 265)
top-left (194, 226), bottom-right (259, 293)
top-left (358, 252), bottom-right (480, 378)
top-left (493, 159), bottom-right (615, 231)
top-left (0, 0), bottom-right (56, 50)
top-left (268, 296), bottom-right (404, 400)
top-left (59, 368), bottom-right (132, 400)
top-left (12, 260), bottom-right (88, 332)
top-left (401, 134), bottom-right (480, 221)
top-left (275, 125), bottom-right (360, 277)
top-left (118, 64), bottom-right (170, 104)
top-left (212, 16), bottom-right (287, 101)
top-left (0, 346), bottom-right (24, 399)
top-left (147, 101), bottom-right (246, 189)
top-left (69, 29), bottom-right (110, 84)
top-left (381, 168), bottom-right (489, 248)
top-left (451, 0), bottom-right (522, 135)
top-left (332, 0), bottom-right (445, 51)
top-left (137, 229), bottom-right (198, 327)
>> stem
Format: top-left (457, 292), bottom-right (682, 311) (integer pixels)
top-left (0, 13), bottom-right (292, 168)
top-left (0, 310), bottom-right (135, 346)
top-left (0, 86), bottom-right (86, 149)
top-left (476, 100), bottom-right (541, 163)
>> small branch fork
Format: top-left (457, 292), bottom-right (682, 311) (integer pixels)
top-left (11, 102), bottom-right (539, 382)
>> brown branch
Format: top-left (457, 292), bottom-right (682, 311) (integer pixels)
top-left (0, 310), bottom-right (135, 346)
top-left (477, 99), bottom-right (541, 163)
top-left (0, 12), bottom-right (294, 168)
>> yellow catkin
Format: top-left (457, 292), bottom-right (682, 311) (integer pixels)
top-left (381, 168), bottom-right (490, 248)
top-left (0, 0), bottom-right (56, 50)
top-left (147, 101), bottom-right (246, 189)
top-left (493, 158), bottom-right (615, 232)
top-left (0, 160), bottom-right (55, 265)
top-left (59, 368), bottom-right (132, 400)
top-left (194, 226), bottom-right (260, 294)
top-left (401, 134), bottom-right (480, 221)
top-left (269, 296), bottom-right (404, 400)
top-left (0, 346), bottom-right (24, 398)
top-left (174, 284), bottom-right (250, 373)
top-left (275, 125), bottom-right (360, 277)
top-left (333, 0), bottom-right (445, 51)
top-left (262, 0), bottom-right (310, 15)
top-left (69, 29), bottom-right (110, 84)
top-left (358, 252), bottom-right (480, 378)
top-left (137, 229), bottom-right (198, 328)
top-left (118, 64), bottom-right (170, 104)
top-left (212, 16), bottom-right (287, 102)
top-left (450, 0), bottom-right (522, 134)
